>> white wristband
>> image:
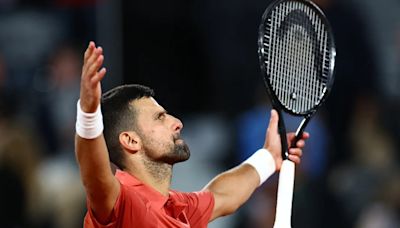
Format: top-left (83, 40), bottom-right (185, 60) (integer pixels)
top-left (242, 148), bottom-right (276, 186)
top-left (75, 100), bottom-right (104, 139)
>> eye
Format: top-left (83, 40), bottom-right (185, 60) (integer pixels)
top-left (157, 112), bottom-right (166, 120)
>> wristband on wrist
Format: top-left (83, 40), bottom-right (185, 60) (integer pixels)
top-left (75, 99), bottom-right (104, 139)
top-left (242, 148), bottom-right (276, 186)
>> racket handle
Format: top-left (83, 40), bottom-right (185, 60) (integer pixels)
top-left (273, 160), bottom-right (295, 228)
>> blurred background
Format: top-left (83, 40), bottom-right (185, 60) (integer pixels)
top-left (0, 0), bottom-right (399, 227)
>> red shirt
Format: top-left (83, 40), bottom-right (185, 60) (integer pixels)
top-left (84, 170), bottom-right (215, 228)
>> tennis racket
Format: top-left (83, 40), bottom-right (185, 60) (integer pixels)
top-left (258, 0), bottom-right (336, 227)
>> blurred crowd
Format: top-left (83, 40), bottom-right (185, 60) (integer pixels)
top-left (0, 0), bottom-right (399, 228)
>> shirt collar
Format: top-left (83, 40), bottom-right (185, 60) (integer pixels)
top-left (116, 170), bottom-right (173, 210)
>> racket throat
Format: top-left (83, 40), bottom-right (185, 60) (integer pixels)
top-left (292, 115), bottom-right (312, 147)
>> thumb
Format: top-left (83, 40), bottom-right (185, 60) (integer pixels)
top-left (268, 109), bottom-right (279, 134)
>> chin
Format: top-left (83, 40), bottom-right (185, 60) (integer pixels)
top-left (165, 143), bottom-right (191, 165)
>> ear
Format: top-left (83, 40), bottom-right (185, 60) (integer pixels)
top-left (119, 131), bottom-right (141, 154)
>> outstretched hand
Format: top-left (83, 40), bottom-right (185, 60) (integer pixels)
top-left (80, 41), bottom-right (107, 113)
top-left (263, 109), bottom-right (310, 171)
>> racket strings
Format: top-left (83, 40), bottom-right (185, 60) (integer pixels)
top-left (262, 0), bottom-right (333, 114)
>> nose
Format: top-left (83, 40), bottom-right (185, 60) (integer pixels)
top-left (172, 116), bottom-right (183, 132)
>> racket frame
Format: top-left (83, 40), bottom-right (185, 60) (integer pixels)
top-left (258, 0), bottom-right (336, 158)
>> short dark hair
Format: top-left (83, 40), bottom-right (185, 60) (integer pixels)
top-left (101, 84), bottom-right (154, 169)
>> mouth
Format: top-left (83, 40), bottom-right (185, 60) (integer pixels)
top-left (174, 138), bottom-right (184, 143)
top-left (173, 134), bottom-right (185, 144)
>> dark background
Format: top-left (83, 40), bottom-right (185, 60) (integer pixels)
top-left (0, 0), bottom-right (399, 227)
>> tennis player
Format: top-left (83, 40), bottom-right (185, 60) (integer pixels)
top-left (76, 41), bottom-right (309, 227)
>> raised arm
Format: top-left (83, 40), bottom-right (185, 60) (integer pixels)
top-left (204, 110), bottom-right (309, 221)
top-left (75, 41), bottom-right (120, 224)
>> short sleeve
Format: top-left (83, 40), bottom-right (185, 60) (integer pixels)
top-left (83, 182), bottom-right (125, 228)
top-left (181, 191), bottom-right (215, 228)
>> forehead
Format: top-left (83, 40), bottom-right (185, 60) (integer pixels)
top-left (131, 97), bottom-right (164, 116)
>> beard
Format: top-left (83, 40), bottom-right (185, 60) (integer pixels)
top-left (141, 135), bottom-right (191, 165)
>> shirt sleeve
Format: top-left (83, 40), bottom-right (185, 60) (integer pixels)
top-left (182, 190), bottom-right (215, 228)
top-left (83, 182), bottom-right (125, 228)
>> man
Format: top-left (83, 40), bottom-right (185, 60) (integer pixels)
top-left (75, 41), bottom-right (309, 227)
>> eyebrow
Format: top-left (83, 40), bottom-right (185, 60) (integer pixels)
top-left (153, 110), bottom-right (168, 119)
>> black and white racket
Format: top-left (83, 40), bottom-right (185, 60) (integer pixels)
top-left (258, 0), bottom-right (335, 227)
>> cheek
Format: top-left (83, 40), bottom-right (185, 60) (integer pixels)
top-left (144, 129), bottom-right (172, 149)
top-left (151, 127), bottom-right (173, 141)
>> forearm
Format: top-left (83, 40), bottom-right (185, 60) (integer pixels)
top-left (204, 164), bottom-right (260, 220)
top-left (205, 149), bottom-right (276, 220)
top-left (75, 135), bottom-right (116, 193)
top-left (75, 99), bottom-right (117, 194)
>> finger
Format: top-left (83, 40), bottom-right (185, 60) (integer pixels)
top-left (302, 132), bottom-right (310, 139)
top-left (289, 148), bottom-right (302, 157)
top-left (86, 55), bottom-right (104, 79)
top-left (296, 139), bottom-right (305, 148)
top-left (267, 109), bottom-right (279, 134)
top-left (82, 47), bottom-right (102, 77)
top-left (286, 132), bottom-right (298, 148)
top-left (90, 47), bottom-right (103, 64)
top-left (91, 67), bottom-right (107, 84)
top-left (85, 47), bottom-right (103, 70)
top-left (84, 41), bottom-right (95, 64)
top-left (288, 155), bottom-right (301, 164)
top-left (287, 132), bottom-right (309, 148)
top-left (287, 132), bottom-right (295, 141)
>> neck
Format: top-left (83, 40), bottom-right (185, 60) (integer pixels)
top-left (143, 158), bottom-right (173, 194)
top-left (125, 158), bottom-right (173, 196)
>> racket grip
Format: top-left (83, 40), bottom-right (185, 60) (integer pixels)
top-left (273, 160), bottom-right (295, 228)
